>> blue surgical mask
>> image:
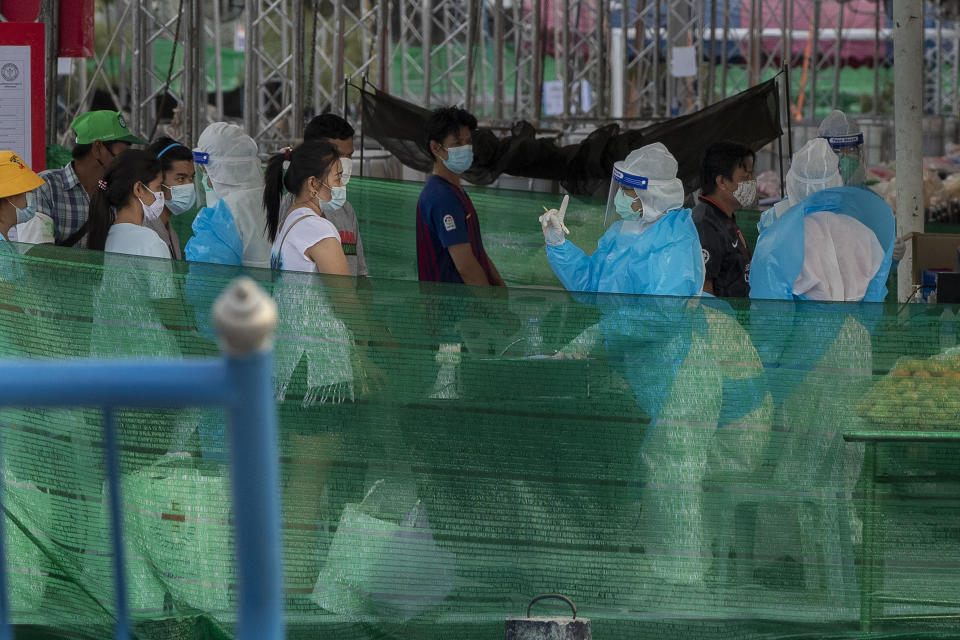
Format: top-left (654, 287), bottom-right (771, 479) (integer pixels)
top-left (320, 185), bottom-right (347, 212)
top-left (442, 144), bottom-right (474, 175)
top-left (9, 191), bottom-right (37, 224)
top-left (164, 183), bottom-right (197, 215)
top-left (614, 188), bottom-right (641, 221)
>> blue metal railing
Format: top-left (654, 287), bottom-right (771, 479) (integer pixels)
top-left (0, 277), bottom-right (283, 640)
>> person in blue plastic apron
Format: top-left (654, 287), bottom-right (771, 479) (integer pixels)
top-left (817, 109), bottom-right (908, 263)
top-left (184, 122), bottom-right (271, 268)
top-left (750, 137), bottom-right (895, 598)
top-left (542, 145), bottom-right (772, 588)
top-left (539, 142), bottom-right (704, 296)
top-left (753, 137), bottom-right (894, 303)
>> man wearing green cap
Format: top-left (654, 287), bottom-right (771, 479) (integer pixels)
top-left (36, 110), bottom-right (147, 247)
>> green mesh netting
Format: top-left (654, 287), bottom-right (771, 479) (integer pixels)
top-left (2, 177), bottom-right (960, 639)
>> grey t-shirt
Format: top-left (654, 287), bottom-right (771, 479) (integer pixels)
top-left (279, 196), bottom-right (368, 276)
top-left (143, 216), bottom-right (183, 260)
top-left (323, 201), bottom-right (368, 277)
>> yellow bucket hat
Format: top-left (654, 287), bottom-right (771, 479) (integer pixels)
top-left (0, 151), bottom-right (44, 199)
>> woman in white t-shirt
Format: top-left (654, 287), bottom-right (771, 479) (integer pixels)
top-left (263, 141), bottom-right (358, 599)
top-left (264, 141), bottom-right (350, 275)
top-left (87, 149), bottom-right (170, 259)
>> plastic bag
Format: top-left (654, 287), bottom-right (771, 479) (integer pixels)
top-left (3, 466), bottom-right (51, 612)
top-left (313, 479), bottom-right (456, 621)
top-left (122, 457), bottom-right (235, 613)
top-left (184, 202), bottom-right (244, 266)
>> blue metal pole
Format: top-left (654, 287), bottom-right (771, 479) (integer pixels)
top-left (0, 360), bottom-right (232, 408)
top-left (0, 425), bottom-right (10, 640)
top-left (103, 408), bottom-right (130, 640)
top-left (212, 277), bottom-right (283, 640)
top-left (227, 348), bottom-right (284, 640)
top-left (0, 276), bottom-right (280, 639)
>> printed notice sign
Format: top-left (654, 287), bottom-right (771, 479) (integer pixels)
top-left (670, 46), bottom-right (697, 78)
top-left (0, 46), bottom-right (32, 166)
top-left (542, 80), bottom-right (563, 117)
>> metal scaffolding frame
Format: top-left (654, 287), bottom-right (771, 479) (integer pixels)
top-left (130, 0), bottom-right (204, 145)
top-left (664, 0), bottom-right (701, 116)
top-left (927, 0), bottom-right (960, 117)
top-left (305, 0), bottom-right (387, 118)
top-left (558, 0), bottom-right (607, 117)
top-left (23, 0), bottom-right (960, 152)
top-left (618, 0), bottom-right (663, 118)
top-left (489, 0), bottom-right (542, 121)
top-left (427, 0), bottom-right (475, 109)
top-left (244, 0), bottom-right (304, 149)
top-left (392, 0), bottom-right (428, 104)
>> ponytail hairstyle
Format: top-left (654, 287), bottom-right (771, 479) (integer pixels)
top-left (263, 140), bottom-right (340, 242)
top-left (87, 149), bottom-right (162, 251)
top-left (146, 136), bottom-right (193, 178)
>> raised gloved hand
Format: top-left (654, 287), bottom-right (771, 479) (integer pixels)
top-left (539, 194), bottom-right (570, 247)
top-left (892, 234), bottom-right (907, 262)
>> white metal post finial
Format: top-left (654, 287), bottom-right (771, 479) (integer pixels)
top-left (213, 277), bottom-right (278, 356)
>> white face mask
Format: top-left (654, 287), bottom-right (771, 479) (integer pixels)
top-left (733, 179), bottom-right (758, 209)
top-left (139, 184), bottom-right (166, 221)
top-left (339, 157), bottom-right (353, 185)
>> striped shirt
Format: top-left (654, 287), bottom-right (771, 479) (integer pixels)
top-left (416, 175), bottom-right (494, 283)
top-left (36, 162), bottom-right (91, 247)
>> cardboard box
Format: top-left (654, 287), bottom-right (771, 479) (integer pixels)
top-left (910, 233), bottom-right (960, 287)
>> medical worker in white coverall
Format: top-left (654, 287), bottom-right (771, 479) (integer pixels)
top-left (750, 138), bottom-right (894, 597)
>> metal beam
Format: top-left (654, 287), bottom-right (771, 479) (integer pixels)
top-left (43, 0), bottom-right (60, 148)
top-left (244, 0), bottom-right (304, 150)
top-left (894, 0), bottom-right (926, 301)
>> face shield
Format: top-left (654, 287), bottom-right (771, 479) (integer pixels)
top-left (822, 133), bottom-right (866, 187)
top-left (194, 122), bottom-right (264, 200)
top-left (603, 143), bottom-right (685, 229)
top-left (604, 167), bottom-right (647, 227)
top-left (192, 150), bottom-right (218, 208)
top-left (817, 110), bottom-right (866, 187)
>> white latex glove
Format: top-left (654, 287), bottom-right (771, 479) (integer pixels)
top-left (539, 195), bottom-right (570, 247)
top-left (892, 234), bottom-right (907, 262)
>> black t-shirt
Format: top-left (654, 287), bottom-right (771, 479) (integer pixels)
top-left (692, 196), bottom-right (752, 298)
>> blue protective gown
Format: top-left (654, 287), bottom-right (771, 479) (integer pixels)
top-left (750, 186), bottom-right (895, 303)
top-left (749, 186), bottom-right (893, 600)
top-left (184, 202), bottom-right (245, 266)
top-left (545, 208), bottom-right (704, 296)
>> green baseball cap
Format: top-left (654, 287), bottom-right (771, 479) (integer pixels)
top-left (71, 110), bottom-right (147, 145)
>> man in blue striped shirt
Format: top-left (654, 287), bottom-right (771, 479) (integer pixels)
top-left (37, 110), bottom-right (146, 247)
